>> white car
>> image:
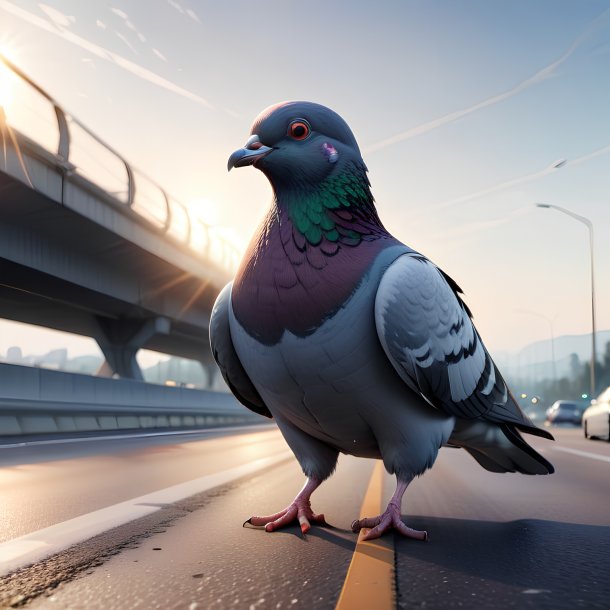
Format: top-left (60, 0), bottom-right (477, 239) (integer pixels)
top-left (582, 387), bottom-right (610, 441)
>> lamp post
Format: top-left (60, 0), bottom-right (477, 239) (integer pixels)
top-left (535, 203), bottom-right (597, 397)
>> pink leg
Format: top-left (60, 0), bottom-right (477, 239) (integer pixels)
top-left (244, 477), bottom-right (327, 535)
top-left (351, 478), bottom-right (427, 541)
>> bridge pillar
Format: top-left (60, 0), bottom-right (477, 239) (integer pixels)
top-left (202, 363), bottom-right (229, 391)
top-left (95, 317), bottom-right (170, 380)
top-left (202, 363), bottom-right (218, 389)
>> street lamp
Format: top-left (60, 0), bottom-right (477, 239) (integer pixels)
top-left (535, 203), bottom-right (597, 397)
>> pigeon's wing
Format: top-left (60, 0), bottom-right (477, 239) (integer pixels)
top-left (209, 283), bottom-right (272, 418)
top-left (374, 253), bottom-right (551, 439)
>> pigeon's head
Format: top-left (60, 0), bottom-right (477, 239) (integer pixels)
top-left (228, 101), bottom-right (365, 192)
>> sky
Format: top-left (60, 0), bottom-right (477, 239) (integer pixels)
top-left (0, 0), bottom-right (609, 364)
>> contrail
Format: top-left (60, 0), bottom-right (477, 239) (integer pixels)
top-left (0, 0), bottom-right (214, 109)
top-left (430, 143), bottom-right (610, 210)
top-left (432, 164), bottom-right (562, 210)
top-left (422, 206), bottom-right (531, 248)
top-left (363, 8), bottom-right (610, 155)
top-left (564, 142), bottom-right (610, 168)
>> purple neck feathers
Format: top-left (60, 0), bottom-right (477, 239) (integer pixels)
top-left (232, 198), bottom-right (396, 344)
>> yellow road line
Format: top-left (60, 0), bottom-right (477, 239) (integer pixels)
top-left (335, 461), bottom-right (394, 610)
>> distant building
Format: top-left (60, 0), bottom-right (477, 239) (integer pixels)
top-left (6, 346), bottom-right (23, 364)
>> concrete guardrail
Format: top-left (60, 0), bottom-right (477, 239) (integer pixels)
top-left (0, 363), bottom-right (262, 437)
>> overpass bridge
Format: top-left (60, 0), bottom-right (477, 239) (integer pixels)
top-left (0, 56), bottom-right (260, 437)
top-left (0, 55), bottom-right (237, 381)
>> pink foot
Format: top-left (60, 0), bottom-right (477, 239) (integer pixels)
top-left (243, 477), bottom-right (326, 535)
top-left (245, 502), bottom-right (326, 535)
top-left (351, 500), bottom-right (427, 541)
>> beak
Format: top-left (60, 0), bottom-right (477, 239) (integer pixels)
top-left (227, 135), bottom-right (273, 171)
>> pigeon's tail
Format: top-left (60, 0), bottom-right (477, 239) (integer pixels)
top-left (448, 420), bottom-right (554, 475)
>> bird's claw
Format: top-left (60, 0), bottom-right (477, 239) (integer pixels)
top-left (351, 503), bottom-right (427, 541)
top-left (246, 502), bottom-right (326, 535)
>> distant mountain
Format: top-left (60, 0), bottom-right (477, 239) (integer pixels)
top-left (494, 330), bottom-right (610, 381)
top-left (519, 330), bottom-right (610, 363)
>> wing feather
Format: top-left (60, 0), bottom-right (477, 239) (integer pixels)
top-left (209, 283), bottom-right (271, 418)
top-left (375, 253), bottom-right (549, 436)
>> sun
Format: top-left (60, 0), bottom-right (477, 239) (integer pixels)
top-left (184, 197), bottom-right (219, 255)
top-left (186, 197), bottom-right (246, 263)
top-left (187, 196), bottom-right (221, 227)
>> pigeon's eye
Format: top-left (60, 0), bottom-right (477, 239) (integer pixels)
top-left (288, 120), bottom-right (311, 140)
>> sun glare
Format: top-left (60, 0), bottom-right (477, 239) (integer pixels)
top-left (0, 63), bottom-right (13, 110)
top-left (0, 40), bottom-right (21, 111)
top-left (214, 226), bottom-right (243, 252)
top-left (186, 197), bottom-right (245, 263)
top-left (0, 40), bottom-right (17, 61)
top-left (186, 197), bottom-right (223, 256)
top-left (187, 197), bottom-right (220, 227)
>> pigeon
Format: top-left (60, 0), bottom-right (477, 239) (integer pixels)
top-left (210, 101), bottom-right (554, 540)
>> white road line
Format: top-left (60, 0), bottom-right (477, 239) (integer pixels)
top-left (552, 446), bottom-right (610, 463)
top-left (0, 450), bottom-right (292, 577)
top-left (0, 424), bottom-right (275, 449)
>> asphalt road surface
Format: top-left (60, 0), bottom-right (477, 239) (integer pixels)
top-left (0, 425), bottom-right (608, 609)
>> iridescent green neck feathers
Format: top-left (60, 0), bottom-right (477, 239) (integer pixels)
top-left (282, 162), bottom-right (383, 247)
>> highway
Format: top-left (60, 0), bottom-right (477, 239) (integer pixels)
top-left (0, 425), bottom-right (608, 609)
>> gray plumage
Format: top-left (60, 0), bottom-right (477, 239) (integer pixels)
top-left (210, 101), bottom-right (553, 538)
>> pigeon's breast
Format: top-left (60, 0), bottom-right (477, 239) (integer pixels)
top-left (231, 211), bottom-right (398, 346)
top-left (229, 244), bottom-right (420, 457)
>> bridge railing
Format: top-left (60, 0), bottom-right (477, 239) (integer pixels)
top-left (0, 54), bottom-right (240, 273)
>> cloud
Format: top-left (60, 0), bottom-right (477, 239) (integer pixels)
top-left (432, 164), bottom-right (562, 211)
top-left (114, 30), bottom-right (139, 55)
top-left (167, 1), bottom-right (201, 24)
top-left (363, 8), bottom-right (610, 155)
top-left (152, 48), bottom-right (168, 62)
top-left (186, 9), bottom-right (201, 23)
top-left (430, 144), bottom-right (610, 210)
top-left (564, 142), bottom-right (610, 168)
top-left (418, 206), bottom-right (534, 255)
top-left (167, 0), bottom-right (184, 15)
top-left (110, 7), bottom-right (128, 20)
top-left (0, 0), bottom-right (214, 109)
top-left (38, 3), bottom-right (73, 28)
